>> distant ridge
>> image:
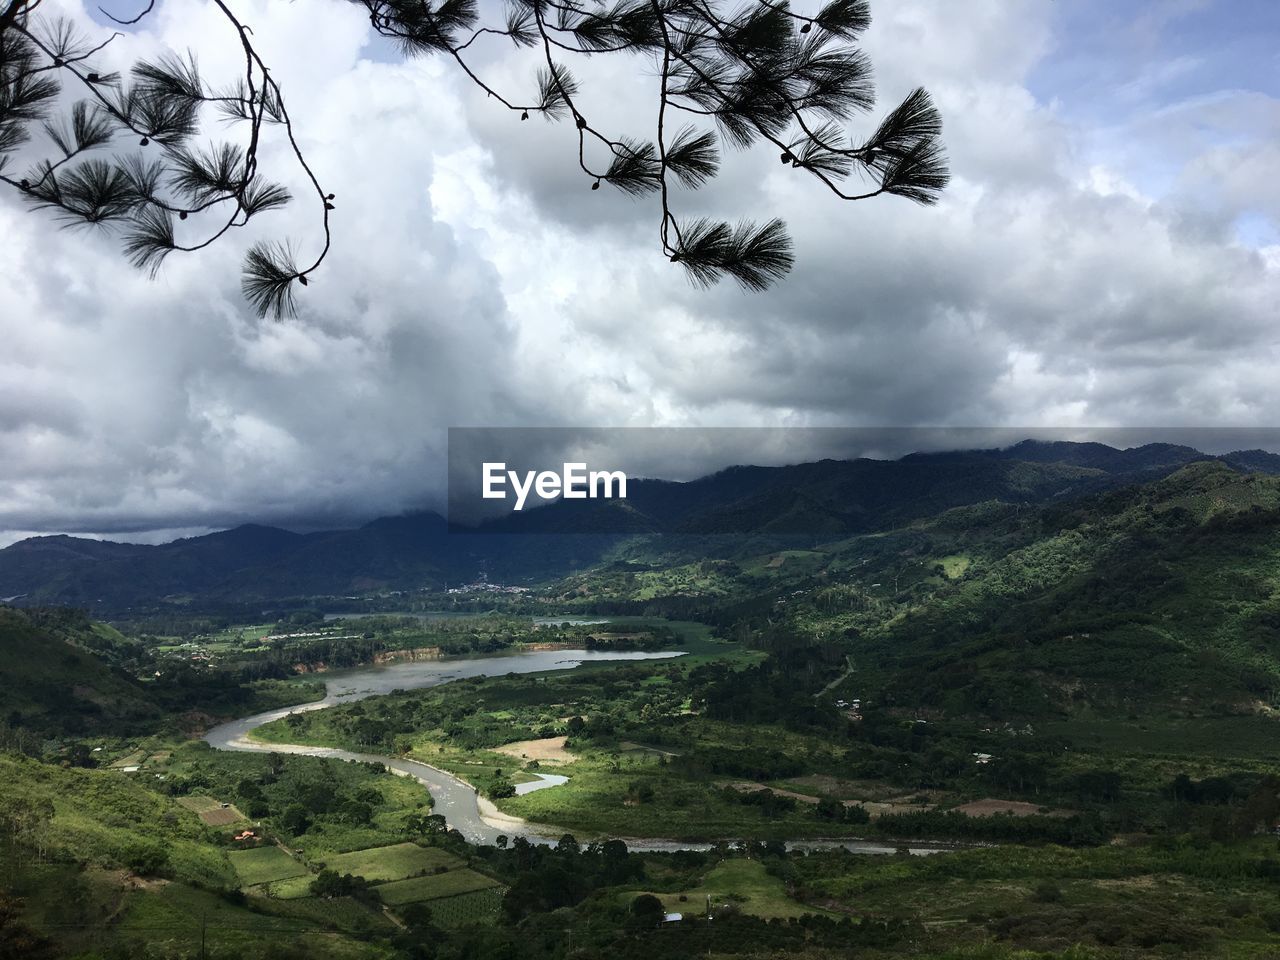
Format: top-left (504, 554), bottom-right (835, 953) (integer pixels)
top-left (2, 440), bottom-right (1276, 609)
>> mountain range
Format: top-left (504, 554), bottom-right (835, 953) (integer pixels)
top-left (3, 439), bottom-right (1279, 609)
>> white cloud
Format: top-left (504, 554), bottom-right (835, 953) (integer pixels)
top-left (1, 0), bottom-right (1278, 541)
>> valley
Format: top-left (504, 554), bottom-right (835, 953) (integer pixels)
top-left (3, 442), bottom-right (1280, 959)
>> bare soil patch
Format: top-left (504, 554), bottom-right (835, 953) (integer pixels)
top-left (178, 797), bottom-right (247, 825)
top-left (200, 805), bottom-right (247, 826)
top-left (952, 798), bottom-right (1072, 818)
top-left (493, 736), bottom-right (577, 764)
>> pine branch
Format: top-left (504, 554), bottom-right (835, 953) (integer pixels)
top-left (242, 241), bottom-right (300, 320)
top-left (723, 217), bottom-right (793, 290)
top-left (535, 62), bottom-right (578, 120)
top-left (131, 52), bottom-right (203, 106)
top-left (241, 176), bottom-right (291, 217)
top-left (665, 125), bottom-right (719, 187)
top-left (503, 6), bottom-right (538, 47)
top-left (672, 216), bottom-right (794, 290)
top-left (121, 204), bottom-right (174, 276)
top-left (41, 99), bottom-right (113, 156)
top-left (168, 142), bottom-right (245, 203)
top-left (878, 138), bottom-right (948, 205)
top-left (23, 156), bottom-right (140, 224)
top-left (861, 86), bottom-right (943, 164)
top-left (215, 79), bottom-right (285, 124)
top-left (814, 0), bottom-right (870, 39)
top-left (603, 137), bottom-right (661, 195)
top-left (3, 0), bottom-right (947, 308)
top-left (790, 119), bottom-right (851, 176)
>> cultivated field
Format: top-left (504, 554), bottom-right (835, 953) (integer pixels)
top-left (175, 795), bottom-right (247, 826)
top-left (417, 887), bottom-right (506, 928)
top-left (321, 842), bottom-right (460, 882)
top-left (376, 869), bottom-right (501, 906)
top-left (228, 846), bottom-right (310, 887)
top-left (641, 859), bottom-right (834, 920)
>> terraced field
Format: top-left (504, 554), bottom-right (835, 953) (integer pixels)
top-left (415, 886), bottom-right (506, 928)
top-left (229, 846), bottom-right (310, 887)
top-left (376, 869), bottom-right (502, 906)
top-left (237, 841), bottom-right (503, 919)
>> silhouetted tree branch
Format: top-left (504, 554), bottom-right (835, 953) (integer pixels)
top-left (1, 0), bottom-right (947, 318)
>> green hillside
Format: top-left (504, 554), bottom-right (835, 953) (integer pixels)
top-left (0, 752), bottom-right (397, 959)
top-left (850, 462), bottom-right (1280, 720)
top-left (0, 607), bottom-right (164, 738)
top-left (0, 606), bottom-right (321, 742)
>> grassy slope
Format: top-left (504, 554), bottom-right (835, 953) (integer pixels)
top-left (790, 841), bottom-right (1280, 957)
top-left (0, 607), bottom-right (163, 734)
top-left (633, 858), bottom-right (833, 920)
top-left (0, 752), bottom-right (236, 889)
top-left (0, 751), bottom-right (414, 958)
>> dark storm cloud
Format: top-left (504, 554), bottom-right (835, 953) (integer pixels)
top-left (0, 0), bottom-right (1278, 545)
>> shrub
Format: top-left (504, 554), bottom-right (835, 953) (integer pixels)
top-left (1031, 880), bottom-right (1063, 903)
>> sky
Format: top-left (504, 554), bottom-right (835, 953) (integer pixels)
top-left (1, 0), bottom-right (1279, 545)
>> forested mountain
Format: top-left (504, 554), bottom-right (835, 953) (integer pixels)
top-left (848, 461), bottom-right (1280, 720)
top-left (0, 440), bottom-right (1274, 609)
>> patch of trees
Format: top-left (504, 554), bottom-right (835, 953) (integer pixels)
top-left (872, 810), bottom-right (1107, 845)
top-left (673, 745), bottom-right (806, 782)
top-left (161, 755), bottom-right (391, 838)
top-left (465, 835), bottom-right (645, 921)
top-left (0, 891), bottom-right (58, 960)
top-left (512, 909), bottom-right (919, 960)
top-left (693, 651), bottom-right (847, 730)
top-left (992, 903), bottom-right (1206, 951)
top-left (1163, 774), bottom-right (1280, 840)
top-left (310, 869), bottom-right (376, 902)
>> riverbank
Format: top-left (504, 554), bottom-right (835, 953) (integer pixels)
top-left (206, 647), bottom-right (966, 853)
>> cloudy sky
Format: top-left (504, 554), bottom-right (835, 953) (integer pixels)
top-left (2, 0), bottom-right (1278, 544)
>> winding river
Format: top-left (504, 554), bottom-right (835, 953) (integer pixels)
top-left (204, 648), bottom-right (955, 855)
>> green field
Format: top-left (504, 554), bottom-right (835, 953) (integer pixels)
top-left (174, 794), bottom-right (224, 814)
top-left (640, 859), bottom-right (832, 920)
top-left (415, 886), bottom-right (507, 928)
top-left (260, 874), bottom-right (319, 900)
top-left (377, 868), bottom-right (502, 906)
top-left (228, 846), bottom-right (311, 887)
top-left (322, 842), bottom-right (460, 882)
top-left (38, 869), bottom-right (392, 960)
